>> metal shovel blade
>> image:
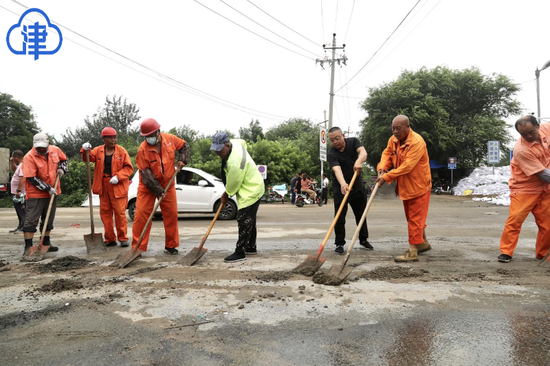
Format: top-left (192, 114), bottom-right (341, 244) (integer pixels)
top-left (84, 233), bottom-right (106, 254)
top-left (21, 245), bottom-right (50, 263)
top-left (109, 249), bottom-right (144, 268)
top-left (292, 256), bottom-right (326, 276)
top-left (180, 247), bottom-right (208, 266)
top-left (326, 263), bottom-right (354, 282)
top-left (538, 252), bottom-right (550, 267)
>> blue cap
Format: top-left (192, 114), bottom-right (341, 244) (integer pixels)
top-left (210, 132), bottom-right (230, 151)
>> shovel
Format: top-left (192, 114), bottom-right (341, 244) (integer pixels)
top-left (84, 150), bottom-right (106, 254)
top-left (21, 176), bottom-right (60, 262)
top-left (319, 182), bottom-right (380, 285)
top-left (110, 166), bottom-right (182, 269)
top-left (292, 170), bottom-right (359, 276)
top-left (179, 202), bottom-right (223, 266)
top-left (539, 251), bottom-right (550, 267)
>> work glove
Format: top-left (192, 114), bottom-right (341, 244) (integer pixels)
top-left (109, 175), bottom-right (119, 185)
top-left (82, 142), bottom-right (92, 151)
top-left (57, 169), bottom-right (64, 177)
top-left (48, 187), bottom-right (57, 196)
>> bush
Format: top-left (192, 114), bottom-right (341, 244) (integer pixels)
top-left (0, 195), bottom-right (12, 208)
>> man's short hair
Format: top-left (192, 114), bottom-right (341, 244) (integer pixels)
top-left (515, 115), bottom-right (539, 132)
top-left (12, 150), bottom-right (24, 158)
top-left (328, 126), bottom-right (342, 133)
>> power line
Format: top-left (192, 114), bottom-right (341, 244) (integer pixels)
top-left (342, 0), bottom-right (356, 43)
top-left (333, 0), bottom-right (340, 35)
top-left (219, 0), bottom-right (319, 58)
top-left (320, 0), bottom-right (326, 44)
top-left (336, 0), bottom-right (422, 92)
top-left (4, 2), bottom-right (290, 121)
top-left (246, 0), bottom-right (319, 47)
top-left (194, 0), bottom-right (314, 60)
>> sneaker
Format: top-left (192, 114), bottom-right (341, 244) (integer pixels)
top-left (224, 250), bottom-right (246, 262)
top-left (45, 245), bottom-right (59, 252)
top-left (335, 245), bottom-right (344, 254)
top-left (119, 241), bottom-right (129, 247)
top-left (394, 249), bottom-right (418, 262)
top-left (105, 241), bottom-right (117, 247)
top-left (164, 247), bottom-right (179, 255)
top-left (245, 247), bottom-right (257, 255)
top-left (498, 254), bottom-right (512, 263)
top-left (417, 241), bottom-right (431, 254)
top-left (359, 240), bottom-right (374, 250)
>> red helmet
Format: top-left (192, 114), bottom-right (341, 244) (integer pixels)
top-left (101, 127), bottom-right (117, 137)
top-left (140, 118), bottom-right (161, 136)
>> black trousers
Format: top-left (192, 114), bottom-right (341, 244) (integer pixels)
top-left (12, 195), bottom-right (26, 230)
top-left (236, 198), bottom-right (261, 251)
top-left (322, 188), bottom-right (328, 204)
top-left (333, 187), bottom-right (368, 246)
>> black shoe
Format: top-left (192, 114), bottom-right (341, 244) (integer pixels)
top-left (245, 248), bottom-right (257, 255)
top-left (335, 245), bottom-right (344, 254)
top-left (359, 240), bottom-right (374, 250)
top-left (498, 254), bottom-right (512, 263)
top-left (119, 241), bottom-right (129, 247)
top-left (105, 241), bottom-right (117, 247)
top-left (224, 250), bottom-right (246, 262)
top-left (45, 245), bottom-right (58, 252)
top-left (164, 247), bottom-right (179, 255)
top-left (24, 244), bottom-right (32, 253)
top-left (9, 228), bottom-right (17, 233)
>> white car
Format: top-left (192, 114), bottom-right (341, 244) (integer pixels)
top-left (127, 167), bottom-right (237, 221)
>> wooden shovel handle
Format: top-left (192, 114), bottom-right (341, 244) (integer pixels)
top-left (315, 170), bottom-right (359, 260)
top-left (197, 202), bottom-right (223, 251)
top-left (85, 150), bottom-right (96, 235)
top-left (38, 175), bottom-right (60, 247)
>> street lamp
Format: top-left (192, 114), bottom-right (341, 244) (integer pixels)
top-left (535, 59), bottom-right (550, 120)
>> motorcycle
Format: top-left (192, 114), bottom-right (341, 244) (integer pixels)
top-left (295, 182), bottom-right (323, 207)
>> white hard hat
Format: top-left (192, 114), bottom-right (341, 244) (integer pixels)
top-left (33, 133), bottom-right (49, 148)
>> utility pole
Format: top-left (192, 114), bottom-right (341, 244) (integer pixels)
top-left (316, 33), bottom-right (347, 131)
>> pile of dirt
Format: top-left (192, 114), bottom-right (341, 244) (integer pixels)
top-left (36, 279), bottom-right (84, 294)
top-left (36, 256), bottom-right (90, 273)
top-left (255, 271), bottom-right (292, 282)
top-left (312, 272), bottom-right (346, 286)
top-left (360, 266), bottom-right (428, 280)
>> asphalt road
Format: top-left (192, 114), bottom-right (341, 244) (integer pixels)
top-left (1, 186), bottom-right (549, 365)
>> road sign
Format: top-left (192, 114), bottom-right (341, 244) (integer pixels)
top-left (258, 165), bottom-right (267, 180)
top-left (488, 141), bottom-right (500, 164)
top-left (448, 157), bottom-right (457, 169)
top-left (319, 128), bottom-right (327, 162)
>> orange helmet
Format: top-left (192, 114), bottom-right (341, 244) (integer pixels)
top-left (140, 118), bottom-right (161, 136)
top-left (101, 127), bottom-right (117, 137)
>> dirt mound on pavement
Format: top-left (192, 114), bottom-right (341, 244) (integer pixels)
top-left (360, 266), bottom-right (428, 280)
top-left (36, 256), bottom-right (90, 273)
top-left (36, 279), bottom-right (84, 293)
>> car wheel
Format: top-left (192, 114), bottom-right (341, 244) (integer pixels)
top-left (217, 200), bottom-right (237, 220)
top-left (296, 201), bottom-right (304, 207)
top-left (127, 200), bottom-right (136, 221)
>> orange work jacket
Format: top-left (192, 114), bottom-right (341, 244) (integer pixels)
top-left (23, 146), bottom-right (67, 198)
top-left (136, 133), bottom-right (186, 190)
top-left (377, 128), bottom-right (431, 201)
top-left (80, 144), bottom-right (134, 198)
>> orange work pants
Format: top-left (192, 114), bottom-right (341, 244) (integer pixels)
top-left (100, 177), bottom-right (128, 243)
top-left (131, 186), bottom-right (179, 251)
top-left (500, 191), bottom-right (550, 259)
top-left (403, 190), bottom-right (430, 245)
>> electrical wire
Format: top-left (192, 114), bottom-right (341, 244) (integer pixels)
top-left (246, 0), bottom-right (319, 47)
top-left (336, 0), bottom-right (422, 92)
top-left (194, 0), bottom-right (314, 60)
top-left (5, 1), bottom-right (290, 121)
top-left (342, 0), bottom-right (356, 43)
top-left (333, 0), bottom-right (339, 36)
top-left (219, 0), bottom-right (319, 58)
top-left (320, 0), bottom-right (326, 44)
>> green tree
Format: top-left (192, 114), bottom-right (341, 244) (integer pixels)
top-left (239, 119), bottom-right (264, 142)
top-left (359, 66), bottom-right (521, 167)
top-left (0, 93), bottom-right (40, 153)
top-left (58, 95), bottom-right (141, 158)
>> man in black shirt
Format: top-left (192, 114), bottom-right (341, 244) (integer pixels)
top-left (327, 127), bottom-right (373, 254)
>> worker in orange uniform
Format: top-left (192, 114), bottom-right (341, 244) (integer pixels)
top-left (498, 115), bottom-right (550, 263)
top-left (132, 118), bottom-right (189, 254)
top-left (375, 115), bottom-right (432, 262)
top-left (80, 127), bottom-right (134, 247)
top-left (22, 133), bottom-right (68, 253)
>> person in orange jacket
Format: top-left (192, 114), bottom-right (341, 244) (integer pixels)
top-left (132, 118), bottom-right (189, 254)
top-left (498, 115), bottom-right (550, 263)
top-left (22, 133), bottom-right (68, 253)
top-left (375, 115), bottom-right (432, 262)
top-left (80, 127), bottom-right (134, 247)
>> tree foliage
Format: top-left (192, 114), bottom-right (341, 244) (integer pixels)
top-left (359, 66), bottom-right (521, 167)
top-left (58, 95), bottom-right (141, 158)
top-left (239, 119), bottom-right (264, 143)
top-left (0, 92), bottom-right (40, 153)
